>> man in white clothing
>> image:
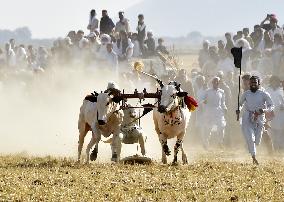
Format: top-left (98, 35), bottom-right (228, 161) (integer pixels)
top-left (87, 9), bottom-right (99, 33)
top-left (237, 76), bottom-right (274, 165)
top-left (115, 11), bottom-right (130, 34)
top-left (105, 43), bottom-right (118, 74)
top-left (201, 77), bottom-right (227, 149)
top-left (266, 76), bottom-right (284, 151)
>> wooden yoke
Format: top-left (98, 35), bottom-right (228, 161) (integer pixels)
top-left (115, 88), bottom-right (161, 108)
top-left (117, 88), bottom-right (161, 100)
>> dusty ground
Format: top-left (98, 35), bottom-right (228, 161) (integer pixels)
top-left (1, 152), bottom-right (284, 201)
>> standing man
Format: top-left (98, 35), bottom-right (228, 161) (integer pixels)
top-left (115, 11), bottom-right (130, 34)
top-left (105, 43), bottom-right (118, 76)
top-left (201, 77), bottom-right (227, 150)
top-left (87, 9), bottom-right (99, 33)
top-left (100, 10), bottom-right (115, 35)
top-left (237, 76), bottom-right (274, 165)
top-left (136, 14), bottom-right (146, 55)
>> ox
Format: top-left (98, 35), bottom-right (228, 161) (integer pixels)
top-left (77, 92), bottom-right (123, 163)
top-left (153, 83), bottom-right (191, 164)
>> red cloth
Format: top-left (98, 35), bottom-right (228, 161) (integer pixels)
top-left (184, 96), bottom-right (198, 111)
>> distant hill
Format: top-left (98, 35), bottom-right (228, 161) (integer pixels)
top-left (126, 0), bottom-right (284, 37)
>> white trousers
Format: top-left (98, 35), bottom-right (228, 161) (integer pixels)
top-left (241, 113), bottom-right (264, 156)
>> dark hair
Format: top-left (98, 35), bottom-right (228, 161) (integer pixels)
top-left (90, 9), bottom-right (96, 16)
top-left (138, 14), bottom-right (144, 18)
top-left (158, 38), bottom-right (164, 43)
top-left (102, 10), bottom-right (107, 13)
top-left (250, 76), bottom-right (260, 83)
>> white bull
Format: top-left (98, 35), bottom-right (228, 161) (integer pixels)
top-left (153, 84), bottom-right (191, 164)
top-left (77, 92), bottom-right (123, 163)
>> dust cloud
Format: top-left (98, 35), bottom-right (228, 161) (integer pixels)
top-left (0, 62), bottom-right (269, 163)
top-left (0, 63), bottom-right (165, 162)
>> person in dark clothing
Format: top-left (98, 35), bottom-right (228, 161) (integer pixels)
top-left (100, 10), bottom-right (115, 35)
top-left (144, 31), bottom-right (155, 57)
top-left (156, 38), bottom-right (169, 55)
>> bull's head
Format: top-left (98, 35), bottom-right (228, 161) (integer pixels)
top-left (158, 84), bottom-right (187, 113)
top-left (96, 93), bottom-right (115, 125)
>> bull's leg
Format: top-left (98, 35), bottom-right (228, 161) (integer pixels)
top-left (77, 123), bottom-right (89, 163)
top-left (137, 130), bottom-right (146, 156)
top-left (87, 132), bottom-right (101, 163)
top-left (181, 147), bottom-right (188, 164)
top-left (173, 138), bottom-right (183, 164)
top-left (159, 133), bottom-right (170, 164)
top-left (86, 137), bottom-right (96, 164)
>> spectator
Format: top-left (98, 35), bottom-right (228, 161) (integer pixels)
top-left (4, 43), bottom-right (16, 68)
top-left (9, 39), bottom-right (16, 51)
top-left (271, 34), bottom-right (283, 75)
top-left (266, 75), bottom-right (284, 151)
top-left (144, 31), bottom-right (155, 57)
top-left (115, 11), bottom-right (130, 34)
top-left (87, 9), bottom-right (99, 33)
top-left (114, 30), bottom-right (134, 60)
top-left (105, 43), bottom-right (118, 73)
top-left (198, 40), bottom-right (210, 68)
top-left (136, 14), bottom-right (146, 55)
top-left (156, 38), bottom-right (169, 55)
top-left (225, 32), bottom-right (234, 54)
top-left (100, 10), bottom-right (115, 35)
top-left (131, 33), bottom-right (141, 57)
top-left (74, 30), bottom-right (85, 48)
top-left (67, 31), bottom-right (77, 44)
top-left (243, 28), bottom-right (254, 47)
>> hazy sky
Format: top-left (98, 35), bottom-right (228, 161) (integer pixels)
top-left (1, 0), bottom-right (284, 39)
top-left (0, 0), bottom-right (142, 39)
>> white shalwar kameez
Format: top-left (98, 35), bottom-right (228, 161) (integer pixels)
top-left (266, 87), bottom-right (284, 150)
top-left (240, 90), bottom-right (274, 156)
top-left (201, 88), bottom-right (227, 148)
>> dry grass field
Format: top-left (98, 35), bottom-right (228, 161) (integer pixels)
top-left (1, 153), bottom-right (284, 201)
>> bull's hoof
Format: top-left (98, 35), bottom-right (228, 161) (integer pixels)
top-left (171, 161), bottom-right (179, 166)
top-left (90, 148), bottom-right (98, 161)
top-left (163, 144), bottom-right (171, 156)
top-left (252, 156), bottom-right (259, 165)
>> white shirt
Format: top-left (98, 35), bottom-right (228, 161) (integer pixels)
top-left (115, 18), bottom-right (130, 33)
top-left (106, 50), bottom-right (118, 71)
top-left (240, 89), bottom-right (274, 113)
top-left (88, 16), bottom-right (99, 32)
top-left (266, 87), bottom-right (284, 129)
top-left (202, 88), bottom-right (227, 111)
